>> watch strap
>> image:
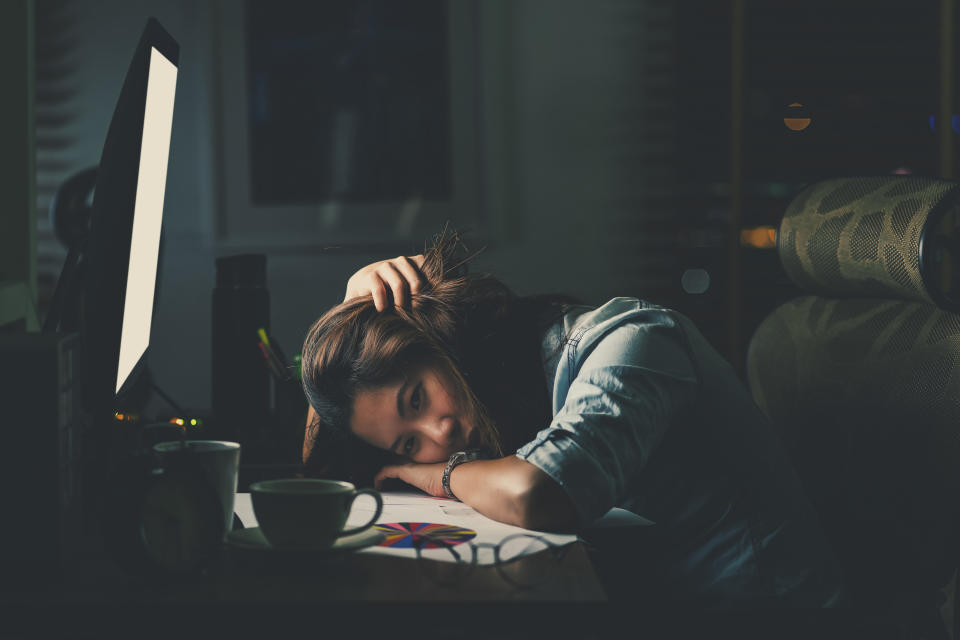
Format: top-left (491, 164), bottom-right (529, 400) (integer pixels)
top-left (441, 449), bottom-right (481, 500)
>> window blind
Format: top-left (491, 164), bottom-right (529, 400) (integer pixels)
top-left (34, 0), bottom-right (84, 320)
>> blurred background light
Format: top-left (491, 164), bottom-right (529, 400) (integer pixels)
top-left (681, 268), bottom-right (711, 294)
top-left (784, 102), bottom-right (811, 131)
top-left (739, 226), bottom-right (777, 249)
top-left (928, 114), bottom-right (960, 133)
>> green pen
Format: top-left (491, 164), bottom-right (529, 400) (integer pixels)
top-left (294, 353), bottom-right (302, 380)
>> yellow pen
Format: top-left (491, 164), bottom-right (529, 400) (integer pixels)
top-left (256, 327), bottom-right (292, 380)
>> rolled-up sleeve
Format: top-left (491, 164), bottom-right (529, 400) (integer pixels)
top-left (515, 320), bottom-right (698, 525)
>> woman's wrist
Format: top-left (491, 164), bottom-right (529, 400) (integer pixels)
top-left (445, 456), bottom-right (534, 527)
top-left (441, 450), bottom-right (482, 499)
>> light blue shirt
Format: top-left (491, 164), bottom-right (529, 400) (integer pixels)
top-left (515, 297), bottom-right (845, 609)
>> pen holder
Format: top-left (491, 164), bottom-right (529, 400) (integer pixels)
top-left (212, 254), bottom-right (270, 457)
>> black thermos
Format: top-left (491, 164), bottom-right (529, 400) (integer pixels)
top-left (212, 254), bottom-right (270, 457)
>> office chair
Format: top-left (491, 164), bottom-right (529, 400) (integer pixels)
top-left (747, 176), bottom-right (960, 638)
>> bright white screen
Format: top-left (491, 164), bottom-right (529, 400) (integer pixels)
top-left (116, 47), bottom-right (177, 393)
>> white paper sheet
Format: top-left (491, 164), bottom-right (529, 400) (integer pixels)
top-left (233, 489), bottom-right (652, 565)
top-left (234, 490), bottom-right (575, 565)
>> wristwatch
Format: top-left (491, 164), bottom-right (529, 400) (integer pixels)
top-left (441, 449), bottom-right (482, 499)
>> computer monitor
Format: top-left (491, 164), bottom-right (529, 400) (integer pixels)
top-left (81, 18), bottom-right (179, 429)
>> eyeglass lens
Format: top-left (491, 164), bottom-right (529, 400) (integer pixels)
top-left (416, 536), bottom-right (475, 586)
top-left (415, 533), bottom-right (559, 589)
top-left (496, 535), bottom-right (554, 588)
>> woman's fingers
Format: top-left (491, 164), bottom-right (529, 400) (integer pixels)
top-left (369, 278), bottom-right (389, 312)
top-left (344, 255), bottom-right (429, 311)
top-left (373, 465), bottom-right (401, 490)
top-left (393, 256), bottom-right (427, 302)
top-left (380, 261), bottom-right (410, 309)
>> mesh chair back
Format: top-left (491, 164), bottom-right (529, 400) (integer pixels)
top-left (778, 176), bottom-right (960, 309)
top-left (747, 176), bottom-right (960, 609)
top-left (748, 296), bottom-right (960, 606)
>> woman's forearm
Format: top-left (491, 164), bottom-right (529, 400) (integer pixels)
top-left (371, 454), bottom-right (579, 532)
top-left (448, 455), bottom-right (578, 533)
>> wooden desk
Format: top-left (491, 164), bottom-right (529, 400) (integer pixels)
top-left (1, 538), bottom-right (887, 639)
top-left (1, 537), bottom-right (607, 637)
top-left (216, 539), bottom-right (604, 603)
top-left (55, 540), bottom-right (604, 601)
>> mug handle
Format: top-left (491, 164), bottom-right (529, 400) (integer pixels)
top-left (340, 488), bottom-right (383, 537)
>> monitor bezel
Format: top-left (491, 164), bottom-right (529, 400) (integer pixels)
top-left (81, 17), bottom-right (179, 423)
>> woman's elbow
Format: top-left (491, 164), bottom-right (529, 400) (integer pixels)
top-left (515, 475), bottom-right (579, 534)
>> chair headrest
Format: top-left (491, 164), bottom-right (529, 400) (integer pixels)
top-left (778, 176), bottom-right (960, 310)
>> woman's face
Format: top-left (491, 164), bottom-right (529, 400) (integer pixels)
top-left (350, 363), bottom-right (479, 464)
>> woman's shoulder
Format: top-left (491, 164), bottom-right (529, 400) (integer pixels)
top-left (540, 296), bottom-right (691, 369)
top-left (540, 297), bottom-right (699, 408)
top-left (560, 296), bottom-right (676, 335)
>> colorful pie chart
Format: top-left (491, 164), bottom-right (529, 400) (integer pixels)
top-left (373, 522), bottom-right (477, 549)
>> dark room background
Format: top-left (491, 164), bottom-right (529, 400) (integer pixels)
top-left (28, 0), bottom-right (957, 417)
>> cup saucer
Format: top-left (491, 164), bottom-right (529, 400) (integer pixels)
top-left (226, 526), bottom-right (384, 553)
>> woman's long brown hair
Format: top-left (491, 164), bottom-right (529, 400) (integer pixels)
top-left (300, 224), bottom-right (583, 486)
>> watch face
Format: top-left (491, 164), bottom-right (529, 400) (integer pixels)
top-left (139, 468), bottom-right (223, 574)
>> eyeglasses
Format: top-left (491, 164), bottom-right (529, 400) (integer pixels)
top-left (412, 533), bottom-right (570, 589)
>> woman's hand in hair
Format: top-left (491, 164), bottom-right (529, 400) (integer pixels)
top-left (373, 461), bottom-right (447, 497)
top-left (344, 255), bottom-right (427, 311)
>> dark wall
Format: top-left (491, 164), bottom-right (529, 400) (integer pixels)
top-left (35, 0), bottom-right (955, 414)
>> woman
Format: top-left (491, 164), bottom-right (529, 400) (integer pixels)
top-left (300, 226), bottom-right (845, 610)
